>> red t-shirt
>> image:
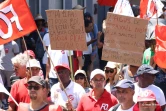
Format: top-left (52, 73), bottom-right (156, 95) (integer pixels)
top-left (17, 102), bottom-right (62, 111)
top-left (8, 78), bottom-right (30, 104)
top-left (77, 89), bottom-right (118, 111)
top-left (73, 51), bottom-right (83, 73)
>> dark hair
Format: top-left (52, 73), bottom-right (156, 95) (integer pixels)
top-left (84, 12), bottom-right (93, 21)
top-left (84, 19), bottom-right (92, 27)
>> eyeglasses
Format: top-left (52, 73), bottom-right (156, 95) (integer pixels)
top-left (75, 77), bottom-right (84, 80)
top-left (27, 85), bottom-right (42, 90)
top-left (105, 69), bottom-right (114, 73)
top-left (92, 79), bottom-right (105, 83)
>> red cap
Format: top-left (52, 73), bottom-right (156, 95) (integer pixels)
top-left (24, 50), bottom-right (35, 58)
top-left (54, 64), bottom-right (70, 71)
top-left (137, 90), bottom-right (156, 102)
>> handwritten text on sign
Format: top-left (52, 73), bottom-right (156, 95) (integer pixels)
top-left (46, 10), bottom-right (87, 50)
top-left (102, 13), bottom-right (148, 66)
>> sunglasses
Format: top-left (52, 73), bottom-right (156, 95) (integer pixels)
top-left (75, 77), bottom-right (84, 80)
top-left (105, 69), bottom-right (114, 73)
top-left (27, 85), bottom-right (42, 90)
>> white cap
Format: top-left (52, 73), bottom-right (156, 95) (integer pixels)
top-left (90, 69), bottom-right (105, 80)
top-left (74, 70), bottom-right (86, 77)
top-left (26, 59), bottom-right (41, 69)
top-left (105, 61), bottom-right (117, 69)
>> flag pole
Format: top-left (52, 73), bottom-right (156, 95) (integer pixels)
top-left (22, 37), bottom-right (32, 78)
top-left (69, 51), bottom-right (74, 80)
top-left (36, 29), bottom-right (74, 111)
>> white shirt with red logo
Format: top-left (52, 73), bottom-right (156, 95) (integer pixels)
top-left (51, 80), bottom-right (85, 109)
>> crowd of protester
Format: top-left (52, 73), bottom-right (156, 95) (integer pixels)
top-left (0, 3), bottom-right (166, 111)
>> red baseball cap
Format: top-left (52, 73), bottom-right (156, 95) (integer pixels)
top-left (24, 50), bottom-right (35, 58)
top-left (54, 64), bottom-right (70, 71)
top-left (137, 90), bottom-right (156, 102)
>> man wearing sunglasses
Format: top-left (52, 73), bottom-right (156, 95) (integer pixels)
top-left (17, 76), bottom-right (62, 111)
top-left (77, 69), bottom-right (118, 111)
top-left (50, 64), bottom-right (85, 111)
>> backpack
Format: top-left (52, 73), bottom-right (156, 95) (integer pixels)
top-left (110, 104), bottom-right (120, 111)
top-left (35, 28), bottom-right (48, 59)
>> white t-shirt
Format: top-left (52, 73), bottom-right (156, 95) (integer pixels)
top-left (83, 33), bottom-right (92, 55)
top-left (51, 81), bottom-right (85, 109)
top-left (105, 83), bottom-right (114, 93)
top-left (109, 104), bottom-right (135, 111)
top-left (133, 83), bottom-right (166, 106)
top-left (42, 33), bottom-right (50, 64)
top-left (48, 46), bottom-right (73, 78)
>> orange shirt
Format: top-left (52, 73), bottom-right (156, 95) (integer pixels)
top-left (77, 89), bottom-right (118, 111)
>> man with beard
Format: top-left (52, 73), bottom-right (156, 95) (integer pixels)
top-left (133, 90), bottom-right (162, 111)
top-left (17, 76), bottom-right (62, 111)
top-left (76, 69), bottom-right (118, 111)
top-left (109, 79), bottom-right (135, 111)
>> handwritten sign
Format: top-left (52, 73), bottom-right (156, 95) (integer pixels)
top-left (102, 13), bottom-right (148, 66)
top-left (46, 10), bottom-right (87, 50)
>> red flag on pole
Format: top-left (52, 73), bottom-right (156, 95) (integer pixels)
top-left (97, 0), bottom-right (117, 6)
top-left (140, 0), bottom-right (164, 19)
top-left (154, 25), bottom-right (166, 68)
top-left (0, 0), bottom-right (37, 45)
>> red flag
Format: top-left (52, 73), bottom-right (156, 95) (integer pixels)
top-left (140, 0), bottom-right (164, 19)
top-left (97, 0), bottom-right (117, 6)
top-left (0, 0), bottom-right (37, 45)
top-left (154, 25), bottom-right (166, 68)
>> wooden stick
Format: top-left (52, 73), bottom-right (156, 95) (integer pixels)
top-left (22, 37), bottom-right (32, 77)
top-left (36, 29), bottom-right (74, 111)
top-left (69, 51), bottom-right (74, 80)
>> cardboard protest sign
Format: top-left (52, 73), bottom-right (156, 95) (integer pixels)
top-left (102, 13), bottom-right (148, 66)
top-left (46, 10), bottom-right (87, 51)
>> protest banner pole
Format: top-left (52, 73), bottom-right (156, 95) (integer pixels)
top-left (22, 37), bottom-right (32, 77)
top-left (69, 51), bottom-right (74, 80)
top-left (36, 29), bottom-right (74, 111)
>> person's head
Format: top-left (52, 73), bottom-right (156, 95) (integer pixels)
top-left (35, 14), bottom-right (45, 30)
top-left (108, 6), bottom-right (114, 12)
top-left (27, 76), bottom-right (46, 101)
top-left (24, 50), bottom-right (36, 59)
top-left (54, 64), bottom-right (71, 84)
top-left (26, 59), bottom-right (41, 77)
top-left (72, 5), bottom-right (86, 10)
top-left (74, 70), bottom-right (87, 88)
top-left (134, 64), bottom-right (159, 88)
top-left (104, 62), bottom-right (121, 84)
top-left (12, 53), bottom-right (29, 78)
top-left (113, 79), bottom-right (135, 105)
top-left (84, 19), bottom-right (93, 33)
top-left (84, 12), bottom-right (93, 22)
top-left (90, 69), bottom-right (106, 90)
top-left (135, 90), bottom-right (162, 111)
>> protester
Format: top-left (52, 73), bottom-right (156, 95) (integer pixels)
top-left (50, 64), bottom-right (85, 110)
top-left (104, 62), bottom-right (121, 93)
top-left (108, 79), bottom-right (135, 111)
top-left (8, 59), bottom-right (42, 111)
top-left (84, 12), bottom-right (99, 70)
top-left (17, 76), bottom-right (62, 111)
top-left (74, 70), bottom-right (91, 93)
top-left (82, 19), bottom-right (97, 79)
top-left (133, 90), bottom-right (162, 111)
top-left (0, 41), bottom-right (19, 89)
top-left (76, 69), bottom-right (118, 111)
top-left (11, 53), bottom-right (29, 78)
top-left (46, 47), bottom-right (73, 87)
top-left (133, 64), bottom-right (166, 111)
